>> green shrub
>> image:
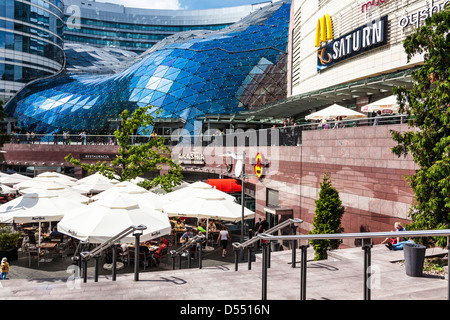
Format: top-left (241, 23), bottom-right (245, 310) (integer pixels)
top-left (309, 173), bottom-right (345, 260)
top-left (0, 225), bottom-right (19, 251)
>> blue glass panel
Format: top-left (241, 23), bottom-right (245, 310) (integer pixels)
top-left (4, 2), bottom-right (290, 134)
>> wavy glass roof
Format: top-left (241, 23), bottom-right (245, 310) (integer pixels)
top-left (5, 1), bottom-right (290, 135)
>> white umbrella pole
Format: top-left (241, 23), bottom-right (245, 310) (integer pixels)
top-left (206, 218), bottom-right (209, 242)
top-left (38, 222), bottom-right (41, 263)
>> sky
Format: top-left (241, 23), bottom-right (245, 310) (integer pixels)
top-left (93, 0), bottom-right (268, 10)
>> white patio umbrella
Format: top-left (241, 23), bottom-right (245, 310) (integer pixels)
top-left (19, 184), bottom-right (90, 204)
top-left (0, 190), bottom-right (87, 252)
top-left (14, 176), bottom-right (77, 190)
top-left (361, 95), bottom-right (401, 114)
top-left (163, 192), bottom-right (255, 221)
top-left (76, 172), bottom-right (120, 185)
top-left (150, 181), bottom-right (190, 195)
top-left (163, 191), bottom-right (255, 241)
top-left (161, 181), bottom-right (235, 202)
top-left (57, 194), bottom-right (172, 243)
top-left (0, 173), bottom-right (32, 186)
top-left (0, 184), bottom-right (16, 194)
top-left (36, 171), bottom-right (78, 183)
top-left (305, 104), bottom-right (367, 120)
top-left (72, 180), bottom-right (115, 194)
top-left (0, 190), bottom-right (87, 224)
top-left (91, 181), bottom-right (164, 211)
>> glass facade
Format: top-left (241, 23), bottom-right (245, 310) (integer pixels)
top-left (0, 0), bottom-right (65, 101)
top-left (5, 1), bottom-right (290, 135)
top-left (63, 0), bottom-right (267, 53)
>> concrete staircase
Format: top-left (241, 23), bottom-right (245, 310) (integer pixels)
top-left (0, 245), bottom-right (447, 300)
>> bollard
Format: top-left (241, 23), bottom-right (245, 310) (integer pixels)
top-left (94, 255), bottom-right (99, 282)
top-left (261, 243), bottom-right (268, 300)
top-left (172, 255), bottom-right (176, 270)
top-left (248, 246), bottom-right (252, 270)
top-left (234, 249), bottom-right (239, 271)
top-left (82, 257), bottom-right (88, 283)
top-left (300, 245), bottom-right (308, 300)
top-left (363, 243), bottom-right (373, 300)
top-left (112, 243), bottom-right (117, 281)
top-left (134, 233), bottom-right (141, 281)
top-left (187, 248), bottom-right (191, 269)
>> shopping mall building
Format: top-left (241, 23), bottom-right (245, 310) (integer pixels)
top-left (1, 0), bottom-right (446, 246)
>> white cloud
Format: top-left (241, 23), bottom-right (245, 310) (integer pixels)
top-left (94, 0), bottom-right (182, 10)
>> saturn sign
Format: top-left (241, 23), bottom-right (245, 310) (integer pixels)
top-left (317, 15), bottom-right (388, 71)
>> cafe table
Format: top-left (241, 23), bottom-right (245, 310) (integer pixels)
top-left (37, 242), bottom-right (58, 262)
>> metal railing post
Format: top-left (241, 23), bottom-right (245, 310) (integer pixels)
top-left (82, 256), bottom-right (88, 283)
top-left (112, 243), bottom-right (117, 281)
top-left (363, 242), bottom-right (372, 301)
top-left (94, 255), bottom-right (99, 282)
top-left (292, 225), bottom-right (298, 268)
top-left (198, 244), bottom-right (203, 269)
top-left (447, 236), bottom-right (450, 300)
top-left (187, 246), bottom-right (192, 269)
top-left (261, 243), bottom-right (268, 300)
top-left (300, 245), bottom-right (308, 300)
top-left (235, 248), bottom-right (239, 271)
top-left (171, 254), bottom-right (176, 270)
top-left (248, 246), bottom-right (252, 270)
top-left (134, 233), bottom-right (140, 281)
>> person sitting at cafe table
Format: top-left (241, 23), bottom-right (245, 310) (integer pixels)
top-left (174, 219), bottom-right (185, 231)
top-left (49, 227), bottom-right (62, 239)
top-left (151, 239), bottom-right (168, 265)
top-left (207, 220), bottom-right (217, 232)
top-left (180, 229), bottom-right (194, 244)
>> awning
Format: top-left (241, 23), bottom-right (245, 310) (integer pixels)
top-left (206, 179), bottom-right (242, 193)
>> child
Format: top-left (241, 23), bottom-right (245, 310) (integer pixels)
top-left (1, 257), bottom-right (9, 280)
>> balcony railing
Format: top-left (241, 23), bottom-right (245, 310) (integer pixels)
top-left (4, 114), bottom-right (409, 148)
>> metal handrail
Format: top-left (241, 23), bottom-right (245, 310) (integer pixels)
top-left (80, 224), bottom-right (146, 259)
top-left (232, 218), bottom-right (303, 250)
top-left (257, 229), bottom-right (450, 242)
top-left (256, 229), bottom-right (450, 301)
top-left (76, 224), bottom-right (147, 283)
top-left (231, 218), bottom-right (302, 272)
top-left (170, 234), bottom-right (206, 256)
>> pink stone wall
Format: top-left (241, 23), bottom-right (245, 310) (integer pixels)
top-left (2, 124), bottom-right (417, 247)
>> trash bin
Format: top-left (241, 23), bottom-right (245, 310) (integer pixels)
top-left (403, 243), bottom-right (426, 277)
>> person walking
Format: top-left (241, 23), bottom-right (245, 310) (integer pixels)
top-left (1, 257), bottom-right (10, 280)
top-left (217, 225), bottom-right (230, 258)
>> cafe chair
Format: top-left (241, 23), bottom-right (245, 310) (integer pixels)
top-left (152, 247), bottom-right (168, 266)
top-left (127, 247), bottom-right (148, 270)
top-left (24, 243), bottom-right (42, 268)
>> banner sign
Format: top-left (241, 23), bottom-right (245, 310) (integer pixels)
top-left (317, 15), bottom-right (388, 71)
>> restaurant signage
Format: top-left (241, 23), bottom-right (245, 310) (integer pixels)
top-left (317, 15), bottom-right (388, 71)
top-left (178, 152), bottom-right (205, 165)
top-left (361, 0), bottom-right (387, 13)
top-left (398, 0), bottom-right (449, 29)
top-left (80, 153), bottom-right (116, 161)
top-left (254, 153), bottom-right (269, 179)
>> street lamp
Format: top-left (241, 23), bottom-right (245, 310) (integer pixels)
top-left (223, 151), bottom-right (246, 259)
top-left (132, 224), bottom-right (147, 281)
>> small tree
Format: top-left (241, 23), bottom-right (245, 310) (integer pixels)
top-left (66, 105), bottom-right (183, 192)
top-left (391, 9), bottom-right (450, 247)
top-left (309, 173), bottom-right (345, 260)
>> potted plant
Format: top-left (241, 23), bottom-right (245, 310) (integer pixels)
top-left (0, 225), bottom-right (20, 261)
